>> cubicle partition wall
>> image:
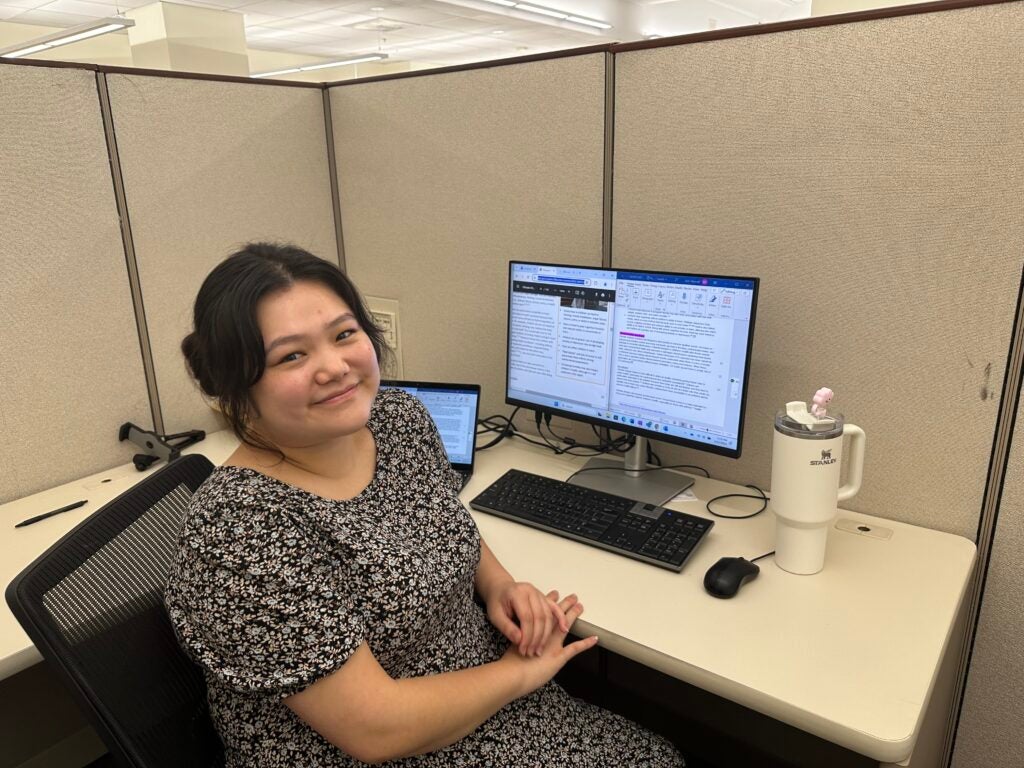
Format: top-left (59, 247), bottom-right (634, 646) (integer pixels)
top-left (611, 2), bottom-right (1024, 539)
top-left (0, 64), bottom-right (152, 502)
top-left (104, 74), bottom-right (339, 436)
top-left (329, 51), bottom-right (610, 419)
top-left (954, 409), bottom-right (1024, 767)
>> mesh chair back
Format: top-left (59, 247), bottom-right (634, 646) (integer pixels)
top-left (6, 454), bottom-right (224, 768)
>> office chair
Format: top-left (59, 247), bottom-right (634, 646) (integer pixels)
top-left (6, 454), bottom-right (224, 768)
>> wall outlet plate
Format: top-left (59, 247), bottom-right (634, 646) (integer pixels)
top-left (835, 517), bottom-right (893, 540)
top-left (365, 295), bottom-right (403, 378)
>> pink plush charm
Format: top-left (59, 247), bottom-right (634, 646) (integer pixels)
top-left (811, 387), bottom-right (834, 418)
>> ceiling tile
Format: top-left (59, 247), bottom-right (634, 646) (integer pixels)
top-left (295, 9), bottom-right (371, 24)
top-left (0, 0), bottom-right (49, 8)
top-left (376, 7), bottom-right (454, 24)
top-left (12, 8), bottom-right (95, 23)
top-left (38, 0), bottom-right (117, 16)
top-left (238, 0), bottom-right (324, 18)
top-left (261, 16), bottom-right (335, 32)
top-left (184, 0), bottom-right (255, 8)
top-left (240, 11), bottom-right (279, 23)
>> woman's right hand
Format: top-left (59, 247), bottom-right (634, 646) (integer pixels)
top-left (502, 591), bottom-right (599, 695)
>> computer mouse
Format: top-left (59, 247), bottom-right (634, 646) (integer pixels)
top-left (703, 557), bottom-right (760, 599)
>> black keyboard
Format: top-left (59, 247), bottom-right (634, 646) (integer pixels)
top-left (469, 469), bottom-right (713, 572)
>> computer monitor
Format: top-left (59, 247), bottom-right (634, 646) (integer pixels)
top-left (506, 261), bottom-right (759, 505)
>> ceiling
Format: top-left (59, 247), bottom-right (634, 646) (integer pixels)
top-left (0, 0), bottom-right (816, 70)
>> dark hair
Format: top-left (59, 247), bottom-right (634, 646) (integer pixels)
top-left (182, 242), bottom-right (389, 451)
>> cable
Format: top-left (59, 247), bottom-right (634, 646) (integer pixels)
top-left (565, 462), bottom-right (709, 484)
top-left (538, 413), bottom-right (622, 457)
top-left (475, 408), bottom-right (584, 453)
top-left (646, 441), bottom-right (663, 467)
top-left (749, 550), bottom-right (775, 564)
top-left (705, 484), bottom-right (769, 519)
top-left (474, 408), bottom-right (521, 450)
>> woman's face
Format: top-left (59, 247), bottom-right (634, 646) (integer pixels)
top-left (249, 280), bottom-right (380, 449)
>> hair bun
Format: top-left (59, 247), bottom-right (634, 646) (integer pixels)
top-left (181, 331), bottom-right (217, 398)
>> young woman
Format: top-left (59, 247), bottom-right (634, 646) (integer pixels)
top-left (165, 243), bottom-right (684, 767)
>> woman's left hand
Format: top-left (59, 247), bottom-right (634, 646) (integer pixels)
top-left (486, 582), bottom-right (570, 657)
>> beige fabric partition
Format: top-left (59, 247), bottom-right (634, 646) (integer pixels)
top-left (105, 75), bottom-right (338, 435)
top-left (329, 54), bottom-right (608, 419)
top-left (612, 2), bottom-right (1024, 537)
top-left (953, 429), bottom-right (1024, 767)
top-left (0, 64), bottom-right (151, 503)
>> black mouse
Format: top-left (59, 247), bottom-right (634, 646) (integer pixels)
top-left (703, 557), bottom-right (760, 599)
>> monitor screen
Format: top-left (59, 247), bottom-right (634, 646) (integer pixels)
top-left (506, 261), bottom-right (758, 458)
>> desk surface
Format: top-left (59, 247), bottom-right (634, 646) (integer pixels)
top-left (467, 441), bottom-right (975, 763)
top-left (0, 431), bottom-right (974, 763)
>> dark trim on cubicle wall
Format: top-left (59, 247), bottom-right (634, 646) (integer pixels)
top-left (97, 63), bottom-right (323, 87)
top-left (321, 44), bottom-right (614, 88)
top-left (321, 89), bottom-right (347, 272)
top-left (946, 264), bottom-right (1024, 767)
top-left (601, 51), bottom-right (614, 271)
top-left (0, 57), bottom-right (95, 71)
top-left (610, 0), bottom-right (1021, 53)
top-left (0, 55), bottom-right (321, 88)
top-left (95, 72), bottom-right (166, 435)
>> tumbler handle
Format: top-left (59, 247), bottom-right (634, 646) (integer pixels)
top-left (837, 424), bottom-right (865, 502)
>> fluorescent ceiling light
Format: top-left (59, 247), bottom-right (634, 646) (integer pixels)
top-left (3, 43), bottom-right (49, 58)
top-left (252, 53), bottom-right (388, 78)
top-left (58, 23), bottom-right (130, 45)
top-left (301, 55), bottom-right (386, 71)
top-left (565, 15), bottom-right (612, 29)
top-left (515, 4), bottom-right (567, 19)
top-left (434, 0), bottom-right (611, 31)
top-left (254, 67), bottom-right (302, 78)
top-left (510, 3), bottom-right (610, 30)
top-left (0, 17), bottom-right (134, 58)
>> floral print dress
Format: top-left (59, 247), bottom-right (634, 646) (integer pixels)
top-left (165, 388), bottom-right (684, 767)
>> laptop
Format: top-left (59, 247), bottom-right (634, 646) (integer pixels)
top-left (380, 380), bottom-right (481, 490)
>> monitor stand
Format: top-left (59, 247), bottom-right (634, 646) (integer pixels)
top-left (567, 437), bottom-right (695, 507)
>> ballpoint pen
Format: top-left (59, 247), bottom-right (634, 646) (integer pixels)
top-left (15, 499), bottom-right (88, 528)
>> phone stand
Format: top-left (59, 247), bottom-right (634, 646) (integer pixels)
top-left (118, 422), bottom-right (206, 471)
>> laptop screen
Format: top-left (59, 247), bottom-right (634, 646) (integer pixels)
top-left (380, 381), bottom-right (480, 470)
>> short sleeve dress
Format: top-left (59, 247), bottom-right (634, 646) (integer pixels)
top-left (165, 388), bottom-right (684, 767)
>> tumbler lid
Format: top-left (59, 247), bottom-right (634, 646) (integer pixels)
top-left (775, 408), bottom-right (844, 439)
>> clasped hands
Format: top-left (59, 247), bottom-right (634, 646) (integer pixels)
top-left (485, 580), bottom-right (589, 657)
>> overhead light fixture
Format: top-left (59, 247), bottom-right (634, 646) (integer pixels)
top-left (565, 15), bottom-right (612, 30)
top-left (252, 53), bottom-right (389, 79)
top-left (474, 0), bottom-right (611, 30)
top-left (0, 17), bottom-right (135, 58)
top-left (514, 3), bottom-right (566, 19)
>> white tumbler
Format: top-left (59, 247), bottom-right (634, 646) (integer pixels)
top-left (770, 404), bottom-right (866, 575)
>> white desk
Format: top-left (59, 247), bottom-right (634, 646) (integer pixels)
top-left (463, 440), bottom-right (975, 764)
top-left (1, 431), bottom-right (974, 764)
